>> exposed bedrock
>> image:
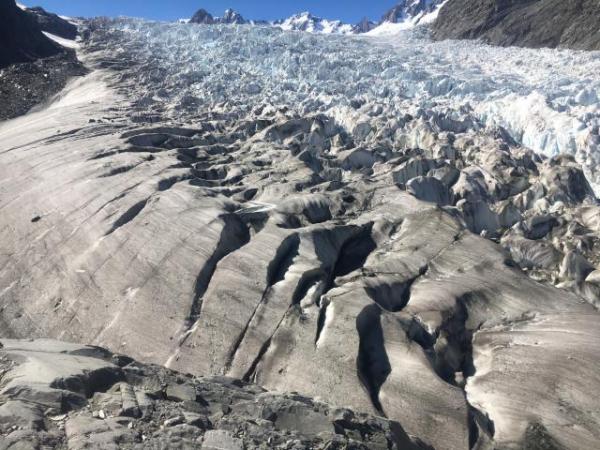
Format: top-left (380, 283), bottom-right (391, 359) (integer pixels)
top-left (26, 5), bottom-right (78, 40)
top-left (1, 18), bottom-right (600, 450)
top-left (433, 0), bottom-right (600, 51)
top-left (0, 0), bottom-right (64, 68)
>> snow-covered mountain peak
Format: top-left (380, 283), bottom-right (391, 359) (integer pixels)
top-left (275, 11), bottom-right (354, 34)
top-left (221, 8), bottom-right (246, 24)
top-left (368, 0), bottom-right (447, 35)
top-left (382, 0), bottom-right (445, 22)
top-left (187, 2), bottom-right (447, 35)
top-left (189, 7), bottom-right (248, 25)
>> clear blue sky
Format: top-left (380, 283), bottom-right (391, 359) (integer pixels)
top-left (19, 1), bottom-right (399, 23)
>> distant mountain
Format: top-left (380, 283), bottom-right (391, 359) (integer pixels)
top-left (189, 8), bottom-right (355, 34)
top-left (432, 0), bottom-right (600, 51)
top-left (188, 3), bottom-right (446, 36)
top-left (274, 12), bottom-right (354, 35)
top-left (190, 8), bottom-right (270, 26)
top-left (189, 8), bottom-right (215, 25)
top-left (352, 17), bottom-right (377, 34)
top-left (221, 8), bottom-right (246, 25)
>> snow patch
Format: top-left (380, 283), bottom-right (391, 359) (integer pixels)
top-left (368, 0), bottom-right (448, 35)
top-left (366, 22), bottom-right (414, 36)
top-left (43, 31), bottom-right (80, 49)
top-left (418, 0), bottom-right (448, 25)
top-left (59, 15), bottom-right (77, 25)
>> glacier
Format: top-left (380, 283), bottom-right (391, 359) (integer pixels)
top-left (2, 17), bottom-right (600, 450)
top-left (94, 20), bottom-right (600, 188)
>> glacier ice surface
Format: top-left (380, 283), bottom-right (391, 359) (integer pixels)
top-left (89, 20), bottom-right (600, 189)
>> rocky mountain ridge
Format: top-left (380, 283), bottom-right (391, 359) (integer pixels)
top-left (26, 5), bottom-right (78, 40)
top-left (0, 0), bottom-right (63, 68)
top-left (190, 8), bottom-right (265, 26)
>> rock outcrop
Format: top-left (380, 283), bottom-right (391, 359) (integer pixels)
top-left (26, 6), bottom-right (78, 40)
top-left (0, 0), bottom-right (63, 68)
top-left (432, 0), bottom-right (600, 50)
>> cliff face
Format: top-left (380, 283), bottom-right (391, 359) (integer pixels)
top-left (0, 0), bottom-right (63, 68)
top-left (432, 0), bottom-right (600, 51)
